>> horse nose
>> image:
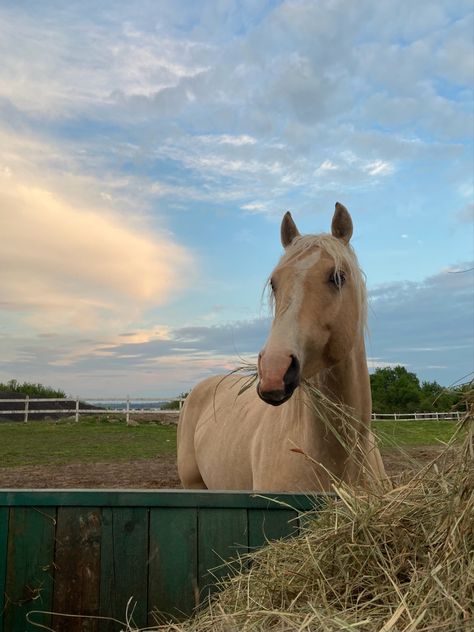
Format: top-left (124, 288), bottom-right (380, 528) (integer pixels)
top-left (283, 354), bottom-right (300, 392)
top-left (257, 353), bottom-right (300, 406)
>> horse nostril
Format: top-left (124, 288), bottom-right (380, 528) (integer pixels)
top-left (284, 355), bottom-right (300, 389)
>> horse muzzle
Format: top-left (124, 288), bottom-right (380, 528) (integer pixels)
top-left (257, 354), bottom-right (300, 406)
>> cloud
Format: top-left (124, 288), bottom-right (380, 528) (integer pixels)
top-left (368, 264), bottom-right (474, 381)
top-left (4, 260), bottom-right (469, 396)
top-left (1, 1), bottom-right (470, 218)
top-left (0, 134), bottom-right (193, 335)
top-left (0, 4), bottom-right (212, 116)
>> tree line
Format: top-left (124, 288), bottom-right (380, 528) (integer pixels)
top-left (370, 366), bottom-right (466, 414)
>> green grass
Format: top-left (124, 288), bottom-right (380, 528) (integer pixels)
top-left (0, 417), bottom-right (462, 469)
top-left (372, 419), bottom-right (461, 449)
top-left (0, 418), bottom-right (176, 468)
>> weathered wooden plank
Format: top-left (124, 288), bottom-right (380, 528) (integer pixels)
top-left (53, 507), bottom-right (101, 632)
top-left (248, 508), bottom-right (298, 550)
top-left (148, 507), bottom-right (198, 624)
top-left (198, 508), bottom-right (248, 604)
top-left (100, 507), bottom-right (148, 632)
top-left (4, 507), bottom-right (56, 632)
top-left (0, 507), bottom-right (9, 632)
top-left (0, 489), bottom-right (323, 510)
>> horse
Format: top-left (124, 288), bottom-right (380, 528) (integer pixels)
top-left (177, 203), bottom-right (386, 491)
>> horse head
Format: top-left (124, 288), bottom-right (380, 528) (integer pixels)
top-left (257, 203), bottom-right (366, 406)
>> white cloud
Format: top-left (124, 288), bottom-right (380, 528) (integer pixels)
top-left (0, 5), bottom-right (212, 115)
top-left (241, 202), bottom-right (267, 212)
top-left (317, 160), bottom-right (339, 172)
top-left (363, 160), bottom-right (395, 177)
top-left (216, 135), bottom-right (257, 146)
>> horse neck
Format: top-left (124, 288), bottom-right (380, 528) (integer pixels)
top-left (312, 333), bottom-right (372, 426)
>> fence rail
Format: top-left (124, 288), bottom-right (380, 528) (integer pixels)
top-left (371, 411), bottom-right (462, 421)
top-left (0, 396), bottom-right (462, 423)
top-left (0, 396), bottom-right (185, 423)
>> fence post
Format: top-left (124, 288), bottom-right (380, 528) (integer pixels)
top-left (126, 395), bottom-right (130, 425)
top-left (24, 395), bottom-right (29, 423)
top-left (75, 397), bottom-right (80, 423)
top-left (179, 399), bottom-right (183, 412)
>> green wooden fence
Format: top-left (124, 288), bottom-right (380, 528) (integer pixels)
top-left (0, 490), bottom-right (326, 631)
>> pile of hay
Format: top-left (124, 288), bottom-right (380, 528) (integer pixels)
top-left (158, 412), bottom-right (473, 631)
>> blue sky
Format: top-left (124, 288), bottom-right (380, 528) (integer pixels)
top-left (0, 0), bottom-right (472, 396)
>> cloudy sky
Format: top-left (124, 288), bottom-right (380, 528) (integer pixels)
top-left (1, 0), bottom-right (473, 397)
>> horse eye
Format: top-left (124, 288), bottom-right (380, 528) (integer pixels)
top-left (270, 278), bottom-right (276, 292)
top-left (329, 271), bottom-right (346, 289)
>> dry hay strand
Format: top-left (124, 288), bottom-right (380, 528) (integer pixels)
top-left (155, 383), bottom-right (473, 632)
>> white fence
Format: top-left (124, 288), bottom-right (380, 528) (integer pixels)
top-left (0, 396), bottom-right (463, 423)
top-left (371, 411), bottom-right (462, 421)
top-left (0, 396), bottom-right (185, 424)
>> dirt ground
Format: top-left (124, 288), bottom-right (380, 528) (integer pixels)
top-left (0, 446), bottom-right (450, 489)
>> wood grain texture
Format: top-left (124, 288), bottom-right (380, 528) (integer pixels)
top-left (100, 507), bottom-right (149, 631)
top-left (4, 507), bottom-right (56, 632)
top-left (198, 508), bottom-right (248, 603)
top-left (148, 507), bottom-right (198, 624)
top-left (53, 507), bottom-right (101, 632)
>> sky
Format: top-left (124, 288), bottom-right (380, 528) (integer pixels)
top-left (0, 0), bottom-right (473, 397)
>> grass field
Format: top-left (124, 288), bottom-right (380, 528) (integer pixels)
top-left (0, 418), bottom-right (462, 467)
top-left (373, 419), bottom-right (462, 448)
top-left (0, 418), bottom-right (176, 468)
top-left (0, 416), bottom-right (464, 469)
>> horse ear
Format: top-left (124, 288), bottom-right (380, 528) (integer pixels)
top-left (331, 202), bottom-right (353, 244)
top-left (281, 211), bottom-right (300, 248)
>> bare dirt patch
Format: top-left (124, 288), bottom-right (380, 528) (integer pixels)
top-left (0, 454), bottom-right (181, 489)
top-left (0, 445), bottom-right (454, 489)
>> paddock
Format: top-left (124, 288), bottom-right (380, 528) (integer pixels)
top-left (0, 489), bottom-right (324, 631)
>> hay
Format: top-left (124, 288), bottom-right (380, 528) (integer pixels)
top-left (155, 383), bottom-right (473, 632)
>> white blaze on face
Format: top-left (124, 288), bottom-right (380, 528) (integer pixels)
top-left (259, 249), bottom-right (321, 392)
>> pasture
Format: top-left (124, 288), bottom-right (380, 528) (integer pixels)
top-left (0, 417), bottom-right (177, 468)
top-left (0, 417), bottom-right (461, 468)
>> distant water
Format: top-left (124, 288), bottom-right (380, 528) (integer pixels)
top-left (85, 401), bottom-right (173, 410)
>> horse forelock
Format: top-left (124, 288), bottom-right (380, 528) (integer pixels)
top-left (268, 232), bottom-right (367, 329)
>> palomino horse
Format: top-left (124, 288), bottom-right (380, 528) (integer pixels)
top-left (178, 203), bottom-right (385, 491)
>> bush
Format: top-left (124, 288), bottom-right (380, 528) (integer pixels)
top-left (0, 379), bottom-right (66, 398)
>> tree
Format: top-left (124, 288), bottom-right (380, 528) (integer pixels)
top-left (370, 366), bottom-right (421, 413)
top-left (419, 380), bottom-right (460, 412)
top-left (370, 366), bottom-right (462, 413)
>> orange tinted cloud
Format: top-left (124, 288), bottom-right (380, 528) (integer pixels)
top-left (0, 163), bottom-right (192, 334)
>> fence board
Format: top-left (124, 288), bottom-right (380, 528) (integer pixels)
top-left (0, 489), bottom-right (321, 509)
top-left (148, 507), bottom-right (198, 624)
top-left (4, 507), bottom-right (56, 632)
top-left (100, 507), bottom-right (149, 632)
top-left (248, 508), bottom-right (298, 549)
top-left (53, 507), bottom-right (102, 632)
top-left (0, 508), bottom-right (8, 632)
top-left (198, 508), bottom-right (248, 603)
